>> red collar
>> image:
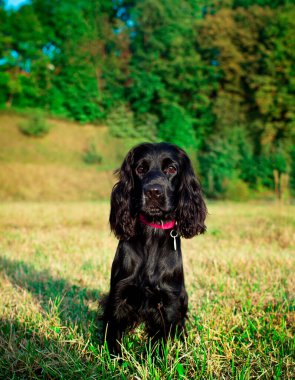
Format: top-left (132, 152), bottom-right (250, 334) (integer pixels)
top-left (139, 214), bottom-right (176, 230)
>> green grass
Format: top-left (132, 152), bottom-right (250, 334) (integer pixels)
top-left (0, 202), bottom-right (294, 379)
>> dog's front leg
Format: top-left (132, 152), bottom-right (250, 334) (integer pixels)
top-left (103, 293), bottom-right (129, 355)
top-left (103, 281), bottom-right (137, 355)
top-left (104, 318), bottom-right (126, 355)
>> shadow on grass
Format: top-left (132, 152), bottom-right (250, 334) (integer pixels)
top-left (0, 317), bottom-right (117, 379)
top-left (0, 317), bottom-right (169, 379)
top-left (0, 256), bottom-right (104, 338)
top-left (0, 258), bottom-right (191, 378)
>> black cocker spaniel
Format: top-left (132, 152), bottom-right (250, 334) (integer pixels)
top-left (103, 142), bottom-right (207, 354)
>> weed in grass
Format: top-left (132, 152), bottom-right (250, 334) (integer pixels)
top-left (82, 143), bottom-right (103, 165)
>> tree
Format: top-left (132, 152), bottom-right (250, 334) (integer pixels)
top-left (115, 0), bottom-right (215, 149)
top-left (197, 4), bottom-right (295, 194)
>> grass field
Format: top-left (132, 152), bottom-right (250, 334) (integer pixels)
top-left (0, 201), bottom-right (294, 379)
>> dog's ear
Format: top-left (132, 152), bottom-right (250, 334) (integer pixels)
top-left (109, 148), bottom-right (137, 240)
top-left (176, 152), bottom-right (207, 238)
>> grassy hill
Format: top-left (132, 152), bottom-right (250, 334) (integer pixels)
top-left (0, 112), bottom-right (136, 201)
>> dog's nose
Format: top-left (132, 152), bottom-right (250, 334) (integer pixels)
top-left (144, 184), bottom-right (164, 199)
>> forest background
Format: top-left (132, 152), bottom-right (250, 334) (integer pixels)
top-left (0, 0), bottom-right (295, 200)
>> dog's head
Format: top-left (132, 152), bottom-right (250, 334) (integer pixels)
top-left (110, 142), bottom-right (207, 239)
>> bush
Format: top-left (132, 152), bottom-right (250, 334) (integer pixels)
top-left (18, 109), bottom-right (50, 137)
top-left (106, 103), bottom-right (159, 141)
top-left (134, 113), bottom-right (158, 141)
top-left (107, 104), bottom-right (137, 138)
top-left (223, 179), bottom-right (251, 201)
top-left (82, 143), bottom-right (103, 165)
top-left (158, 104), bottom-right (197, 149)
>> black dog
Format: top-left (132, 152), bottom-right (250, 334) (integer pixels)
top-left (103, 142), bottom-right (207, 354)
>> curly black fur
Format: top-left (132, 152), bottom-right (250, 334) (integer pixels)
top-left (103, 142), bottom-right (207, 354)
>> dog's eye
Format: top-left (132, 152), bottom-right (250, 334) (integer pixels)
top-left (136, 165), bottom-right (148, 175)
top-left (164, 165), bottom-right (177, 175)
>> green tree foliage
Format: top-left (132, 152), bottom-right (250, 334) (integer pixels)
top-left (0, 0), bottom-right (294, 198)
top-left (31, 0), bottom-right (111, 121)
top-left (158, 103), bottom-right (197, 149)
top-left (123, 0), bottom-right (214, 148)
top-left (197, 3), bottom-right (295, 196)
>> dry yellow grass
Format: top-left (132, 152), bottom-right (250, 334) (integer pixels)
top-left (0, 113), bottom-right (135, 200)
top-left (0, 163), bottom-right (115, 200)
top-left (0, 114), bottom-right (118, 164)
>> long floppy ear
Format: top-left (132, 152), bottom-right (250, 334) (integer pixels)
top-left (109, 149), bottom-right (137, 240)
top-left (176, 153), bottom-right (207, 238)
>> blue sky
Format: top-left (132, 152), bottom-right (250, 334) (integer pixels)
top-left (5, 0), bottom-right (29, 9)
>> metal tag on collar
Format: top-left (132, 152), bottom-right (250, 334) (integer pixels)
top-left (170, 230), bottom-right (178, 251)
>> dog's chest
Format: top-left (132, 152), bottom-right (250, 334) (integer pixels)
top-left (134, 246), bottom-right (176, 295)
